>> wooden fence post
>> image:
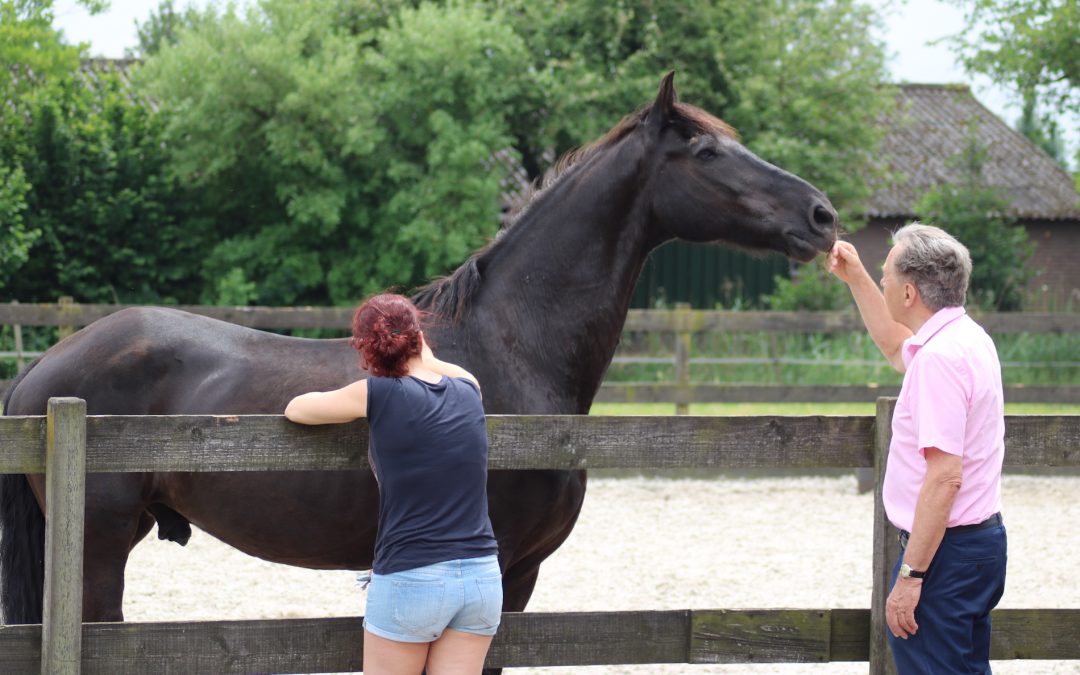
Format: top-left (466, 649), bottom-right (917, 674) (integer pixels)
top-left (12, 300), bottom-right (25, 372)
top-left (674, 303), bottom-right (692, 415)
top-left (870, 397), bottom-right (899, 675)
top-left (57, 296), bottom-right (76, 341)
top-left (42, 397), bottom-right (87, 675)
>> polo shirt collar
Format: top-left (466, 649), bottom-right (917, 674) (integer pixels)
top-left (902, 305), bottom-right (967, 365)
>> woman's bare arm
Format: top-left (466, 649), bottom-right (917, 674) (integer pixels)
top-left (284, 379), bottom-right (368, 425)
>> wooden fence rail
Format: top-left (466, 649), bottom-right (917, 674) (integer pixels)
top-left (1, 401), bottom-right (1079, 673)
top-left (594, 382), bottom-right (1080, 405)
top-left (4, 302), bottom-right (1080, 407)
top-left (3, 609), bottom-right (1079, 674)
top-left (3, 302), bottom-right (1080, 333)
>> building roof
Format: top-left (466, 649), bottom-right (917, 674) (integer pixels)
top-left (869, 84), bottom-right (1080, 221)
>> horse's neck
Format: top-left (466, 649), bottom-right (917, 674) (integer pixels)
top-left (465, 143), bottom-right (657, 411)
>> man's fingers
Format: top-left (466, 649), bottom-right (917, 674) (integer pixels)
top-left (886, 613), bottom-right (905, 639)
top-left (900, 613), bottom-right (918, 635)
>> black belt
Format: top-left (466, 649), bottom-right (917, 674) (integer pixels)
top-left (948, 512), bottom-right (1003, 534)
top-left (899, 513), bottom-right (1002, 547)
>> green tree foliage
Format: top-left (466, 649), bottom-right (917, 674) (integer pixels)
top-left (129, 0), bottom-right (208, 57)
top-left (949, 0), bottom-right (1078, 115)
top-left (5, 0), bottom-right (896, 307)
top-left (2, 0), bottom-right (196, 302)
top-left (0, 1), bottom-right (81, 94)
top-left (138, 0), bottom-right (538, 305)
top-left (1, 0), bottom-right (80, 288)
top-left (1016, 93), bottom-right (1067, 167)
top-left (915, 127), bottom-right (1034, 311)
top-left (0, 165), bottom-right (35, 287)
top-left (498, 0), bottom-right (893, 225)
top-left (2, 0), bottom-right (198, 300)
top-left (1, 73), bottom-right (202, 303)
top-left (764, 263), bottom-right (852, 311)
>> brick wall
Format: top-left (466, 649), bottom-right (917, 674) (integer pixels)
top-left (1025, 219), bottom-right (1080, 310)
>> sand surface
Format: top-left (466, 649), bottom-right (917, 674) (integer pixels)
top-left (124, 473), bottom-right (1080, 674)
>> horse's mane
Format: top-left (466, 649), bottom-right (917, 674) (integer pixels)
top-left (411, 101), bottom-right (736, 321)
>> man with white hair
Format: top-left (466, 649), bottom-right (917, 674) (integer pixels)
top-left (829, 223), bottom-right (1007, 674)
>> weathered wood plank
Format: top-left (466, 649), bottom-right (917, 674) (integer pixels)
top-left (597, 383), bottom-right (903, 404)
top-left (3, 303), bottom-right (1078, 333)
top-left (0, 303), bottom-right (353, 330)
top-left (624, 310), bottom-right (865, 333)
top-left (9, 379), bottom-right (1080, 409)
top-left (3, 413), bottom-right (1080, 474)
top-left (0, 414), bottom-right (876, 472)
top-left (1004, 416), bottom-right (1080, 466)
top-left (621, 309), bottom-right (1080, 334)
top-left (0, 623), bottom-right (40, 673)
top-left (10, 381), bottom-right (1076, 406)
top-left (491, 609), bottom-right (689, 666)
top-left (870, 398), bottom-right (899, 675)
top-left (0, 618), bottom-right (362, 675)
top-left (829, 608), bottom-right (871, 661)
top-left (2, 609), bottom-right (1078, 672)
top-left (42, 398), bottom-right (86, 675)
top-left (690, 609), bottom-right (832, 664)
top-left (990, 609), bottom-right (1080, 659)
top-left (0, 415), bottom-right (46, 472)
top-left (596, 383), bottom-right (1080, 404)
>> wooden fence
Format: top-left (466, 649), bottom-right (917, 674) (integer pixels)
top-left (1, 398), bottom-right (1079, 673)
top-left (3, 301), bottom-right (1080, 410)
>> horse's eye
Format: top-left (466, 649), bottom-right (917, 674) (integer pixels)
top-left (695, 147), bottom-right (719, 160)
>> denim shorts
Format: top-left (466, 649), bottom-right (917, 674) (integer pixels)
top-left (362, 555), bottom-right (502, 643)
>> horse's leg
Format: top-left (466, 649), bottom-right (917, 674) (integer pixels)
top-left (28, 473), bottom-right (152, 622)
top-left (482, 470), bottom-right (588, 675)
top-left (81, 500), bottom-right (154, 622)
top-left (478, 557), bottom-right (543, 675)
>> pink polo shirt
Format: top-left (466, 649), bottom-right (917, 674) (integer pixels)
top-left (883, 306), bottom-right (1005, 532)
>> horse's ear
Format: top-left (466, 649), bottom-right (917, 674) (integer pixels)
top-left (646, 71), bottom-right (678, 131)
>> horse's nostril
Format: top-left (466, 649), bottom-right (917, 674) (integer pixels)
top-left (812, 203), bottom-right (836, 229)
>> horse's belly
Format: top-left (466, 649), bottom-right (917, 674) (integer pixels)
top-left (155, 470), bottom-right (379, 570)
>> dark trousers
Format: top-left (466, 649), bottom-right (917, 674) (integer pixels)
top-left (889, 522), bottom-right (1007, 674)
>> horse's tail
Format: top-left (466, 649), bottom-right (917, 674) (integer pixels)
top-left (1, 358), bottom-right (46, 624)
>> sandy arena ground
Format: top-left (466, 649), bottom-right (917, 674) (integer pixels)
top-left (124, 473), bottom-right (1080, 674)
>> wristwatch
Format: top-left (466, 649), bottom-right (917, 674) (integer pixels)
top-left (899, 563), bottom-right (926, 579)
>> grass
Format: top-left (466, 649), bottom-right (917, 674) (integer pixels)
top-left (609, 330), bottom-right (1080, 386)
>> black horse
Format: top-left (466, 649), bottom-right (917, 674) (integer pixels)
top-left (1, 74), bottom-right (836, 642)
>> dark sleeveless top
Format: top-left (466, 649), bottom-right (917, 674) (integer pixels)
top-left (366, 375), bottom-right (498, 574)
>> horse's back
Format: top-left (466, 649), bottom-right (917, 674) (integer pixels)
top-left (6, 307), bottom-right (358, 416)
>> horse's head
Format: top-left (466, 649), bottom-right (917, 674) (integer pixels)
top-left (639, 73), bottom-right (837, 262)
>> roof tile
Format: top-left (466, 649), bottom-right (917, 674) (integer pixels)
top-left (869, 84), bottom-right (1080, 220)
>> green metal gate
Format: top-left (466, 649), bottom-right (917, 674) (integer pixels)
top-left (631, 241), bottom-right (791, 309)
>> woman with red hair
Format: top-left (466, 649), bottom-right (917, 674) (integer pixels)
top-left (285, 293), bottom-right (500, 675)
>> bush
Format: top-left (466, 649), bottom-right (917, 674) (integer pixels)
top-left (915, 125), bottom-right (1034, 311)
top-left (763, 262), bottom-right (852, 311)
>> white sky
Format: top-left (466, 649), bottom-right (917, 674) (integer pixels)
top-left (52, 0), bottom-right (1076, 163)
